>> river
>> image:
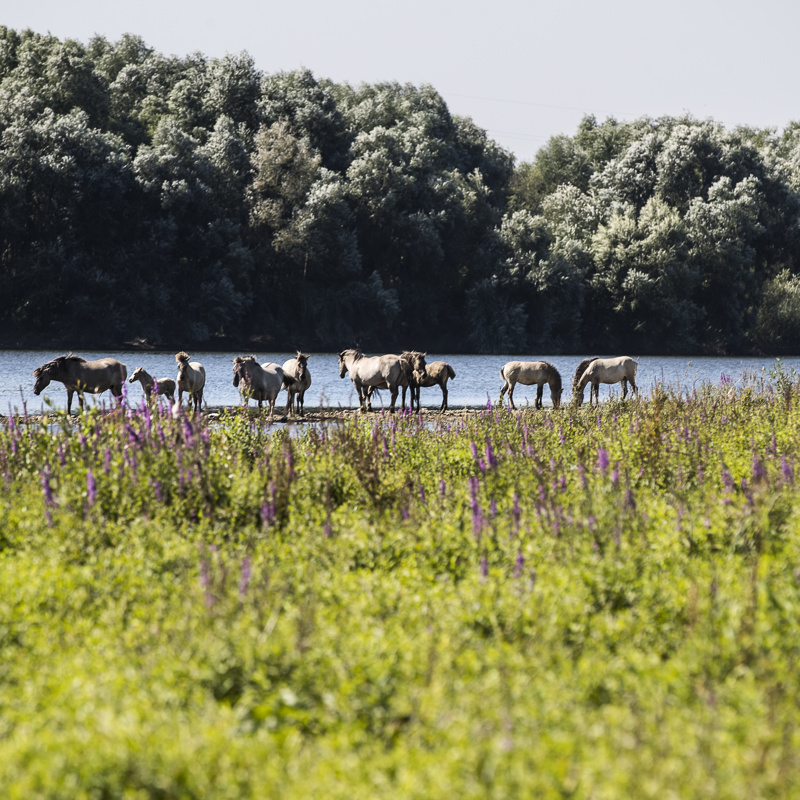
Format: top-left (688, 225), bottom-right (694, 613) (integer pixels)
top-left (3, 350), bottom-right (798, 414)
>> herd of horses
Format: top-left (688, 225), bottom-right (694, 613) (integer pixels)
top-left (31, 351), bottom-right (639, 416)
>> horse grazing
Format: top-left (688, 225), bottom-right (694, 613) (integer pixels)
top-left (175, 351), bottom-right (206, 413)
top-left (129, 367), bottom-right (176, 403)
top-left (574, 356), bottom-right (638, 406)
top-left (338, 349), bottom-right (409, 412)
top-left (232, 356), bottom-right (284, 418)
top-left (33, 355), bottom-right (127, 414)
top-left (282, 353), bottom-right (311, 417)
top-left (499, 361), bottom-right (563, 409)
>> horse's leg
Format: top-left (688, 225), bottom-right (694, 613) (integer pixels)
top-left (536, 384), bottom-right (544, 410)
top-left (299, 391), bottom-right (305, 416)
top-left (499, 380), bottom-right (508, 404)
top-left (441, 382), bottom-right (447, 411)
top-left (66, 389), bottom-right (74, 414)
top-left (621, 378), bottom-right (628, 399)
top-left (389, 385), bottom-right (398, 413)
top-left (630, 375), bottom-right (638, 397)
top-left (508, 383), bottom-right (516, 410)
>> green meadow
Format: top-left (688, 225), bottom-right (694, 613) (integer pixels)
top-left (2, 375), bottom-right (800, 798)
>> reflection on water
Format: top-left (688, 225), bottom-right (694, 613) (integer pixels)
top-left (2, 350), bottom-right (799, 414)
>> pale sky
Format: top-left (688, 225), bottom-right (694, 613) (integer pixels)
top-left (3, 0), bottom-right (799, 163)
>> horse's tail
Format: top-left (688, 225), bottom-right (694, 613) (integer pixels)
top-left (447, 364), bottom-right (456, 380)
top-left (573, 357), bottom-right (597, 389)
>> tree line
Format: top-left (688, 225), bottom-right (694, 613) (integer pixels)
top-left (2, 27), bottom-right (800, 354)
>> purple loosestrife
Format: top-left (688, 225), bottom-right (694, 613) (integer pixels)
top-left (485, 440), bottom-right (497, 470)
top-left (752, 456), bottom-right (767, 484)
top-left (512, 493), bottom-right (521, 537)
top-left (239, 557), bottom-right (252, 600)
top-left (513, 550), bottom-right (524, 578)
top-left (781, 455), bottom-right (795, 484)
top-left (41, 467), bottom-right (55, 527)
top-left (597, 448), bottom-right (610, 474)
top-left (469, 476), bottom-right (483, 539)
top-left (86, 469), bottom-right (97, 507)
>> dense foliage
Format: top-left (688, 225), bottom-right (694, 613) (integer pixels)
top-left (2, 27), bottom-right (800, 353)
top-left (3, 372), bottom-right (800, 796)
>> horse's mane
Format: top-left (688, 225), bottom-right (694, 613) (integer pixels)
top-left (573, 357), bottom-right (598, 388)
top-left (35, 354), bottom-right (87, 376)
top-left (542, 361), bottom-right (562, 392)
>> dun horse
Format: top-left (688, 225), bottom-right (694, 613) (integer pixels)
top-left (129, 367), bottom-right (176, 403)
top-left (399, 351), bottom-right (429, 412)
top-left (573, 356), bottom-right (638, 406)
top-left (33, 355), bottom-right (127, 413)
top-left (338, 349), bottom-right (409, 412)
top-left (415, 360), bottom-right (455, 411)
top-left (175, 352), bottom-right (206, 413)
top-left (282, 353), bottom-right (311, 417)
top-left (232, 356), bottom-right (284, 419)
top-left (499, 361), bottom-right (563, 409)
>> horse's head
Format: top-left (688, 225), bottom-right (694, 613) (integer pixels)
top-left (295, 352), bottom-right (309, 381)
top-left (411, 352), bottom-right (427, 380)
top-left (232, 356), bottom-right (252, 388)
top-left (337, 351), bottom-right (349, 379)
top-left (32, 362), bottom-right (55, 395)
top-left (129, 367), bottom-right (143, 384)
top-left (552, 388), bottom-right (563, 409)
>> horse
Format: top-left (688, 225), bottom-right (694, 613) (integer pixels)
top-left (499, 361), bottom-right (563, 409)
top-left (175, 351), bottom-right (206, 413)
top-left (282, 353), bottom-right (311, 417)
top-left (338, 349), bottom-right (409, 412)
top-left (573, 356), bottom-right (638, 406)
top-left (401, 352), bottom-right (457, 411)
top-left (232, 356), bottom-right (284, 419)
top-left (129, 367), bottom-right (176, 403)
top-left (33, 355), bottom-right (127, 414)
top-left (399, 351), bottom-right (428, 411)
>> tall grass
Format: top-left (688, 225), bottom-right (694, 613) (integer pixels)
top-left (2, 377), bottom-right (800, 798)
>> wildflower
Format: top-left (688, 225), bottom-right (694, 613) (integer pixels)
top-left (512, 493), bottom-right (521, 537)
top-left (86, 469), bottom-right (97, 507)
top-left (513, 550), bottom-right (524, 578)
top-left (485, 440), bottom-right (497, 470)
top-left (751, 456), bottom-right (767, 484)
top-left (439, 479), bottom-right (447, 497)
top-left (597, 448), bottom-right (609, 474)
top-left (781, 455), bottom-right (794, 484)
top-left (238, 557), bottom-right (252, 600)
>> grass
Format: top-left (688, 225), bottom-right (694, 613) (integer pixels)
top-left (2, 374), bottom-right (800, 798)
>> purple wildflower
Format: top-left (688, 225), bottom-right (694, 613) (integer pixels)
top-left (439, 479), bottom-right (447, 497)
top-left (781, 456), bottom-right (794, 484)
top-left (86, 469), bottom-right (97, 507)
top-left (597, 448), bottom-right (610, 474)
top-left (239, 557), bottom-right (252, 600)
top-left (751, 456), bottom-right (767, 484)
top-left (485, 440), bottom-right (497, 470)
top-left (513, 550), bottom-right (524, 578)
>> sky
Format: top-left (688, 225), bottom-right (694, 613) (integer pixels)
top-left (4, 0), bottom-right (800, 163)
